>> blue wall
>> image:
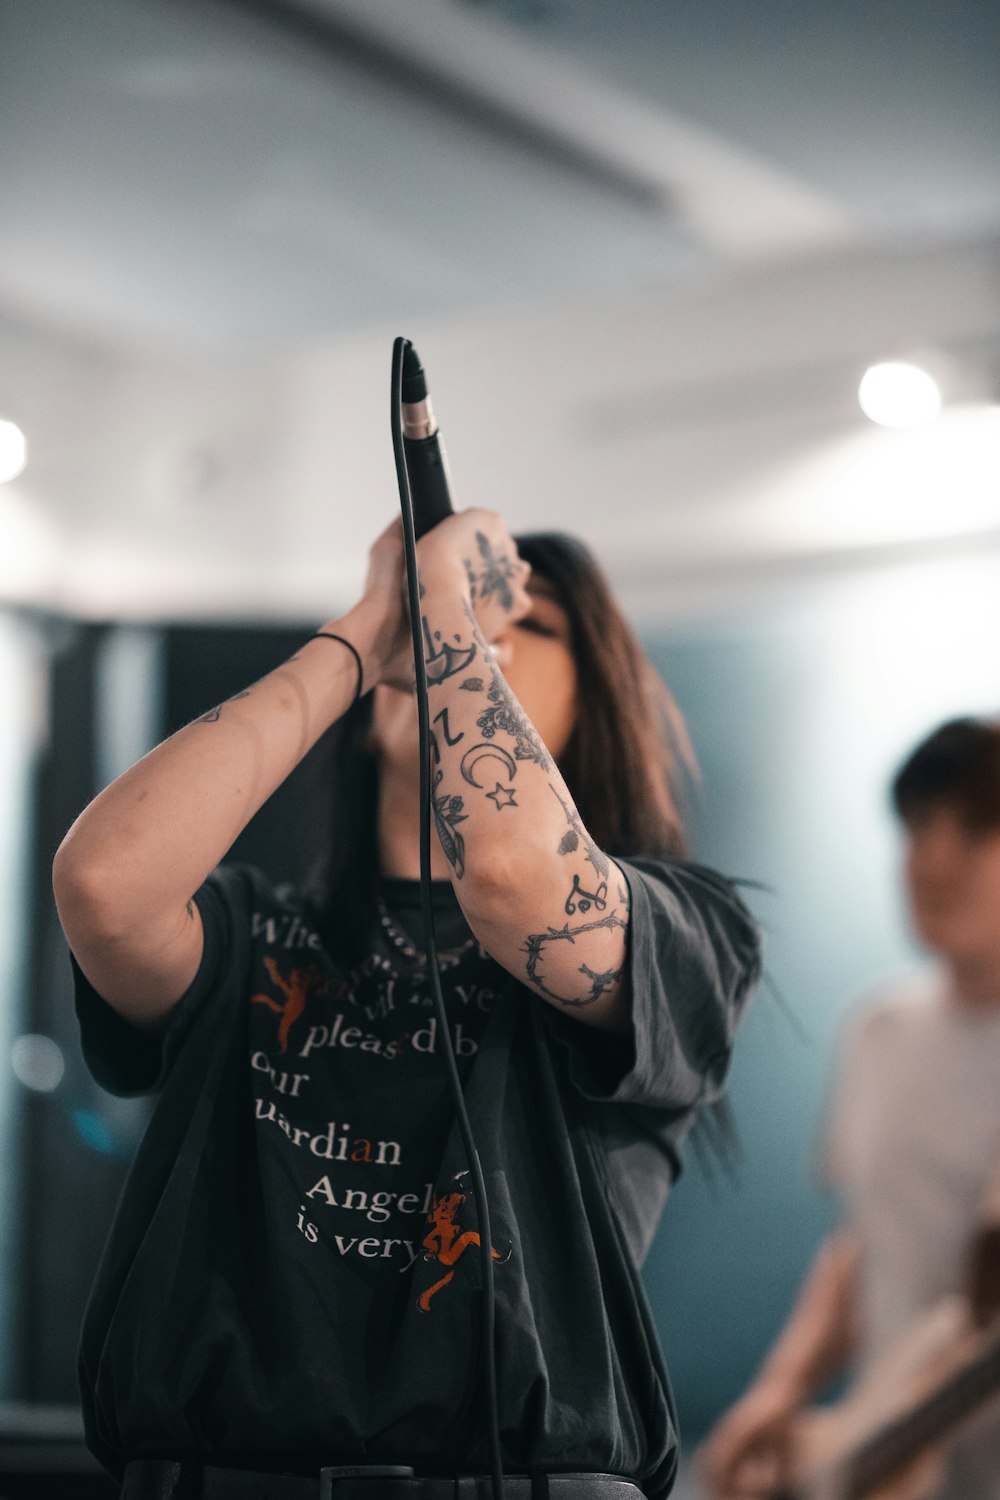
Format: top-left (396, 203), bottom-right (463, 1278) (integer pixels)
top-left (639, 553), bottom-right (1000, 1441)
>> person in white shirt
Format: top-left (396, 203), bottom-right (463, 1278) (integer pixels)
top-left (701, 716), bottom-right (1000, 1500)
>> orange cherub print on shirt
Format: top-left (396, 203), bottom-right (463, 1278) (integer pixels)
top-left (250, 957), bottom-right (324, 1055)
top-left (418, 1171), bottom-right (512, 1312)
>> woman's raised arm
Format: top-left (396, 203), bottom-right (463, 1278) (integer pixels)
top-left (53, 524), bottom-right (409, 1028)
top-left (409, 510), bottom-right (634, 1035)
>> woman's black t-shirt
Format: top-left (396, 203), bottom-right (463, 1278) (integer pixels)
top-left (71, 858), bottom-right (760, 1500)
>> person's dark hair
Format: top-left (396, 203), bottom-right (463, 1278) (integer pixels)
top-left (891, 717), bottom-right (1000, 833)
top-left (301, 531), bottom-right (694, 957)
top-left (514, 532), bottom-right (691, 861)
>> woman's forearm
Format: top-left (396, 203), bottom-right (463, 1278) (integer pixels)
top-left (53, 603), bottom-right (383, 930)
top-left (417, 581), bottom-right (631, 1031)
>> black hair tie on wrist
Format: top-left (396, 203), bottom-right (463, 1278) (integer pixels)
top-left (313, 632), bottom-right (364, 704)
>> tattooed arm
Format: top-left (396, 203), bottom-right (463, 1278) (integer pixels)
top-left (53, 520), bottom-right (410, 1028)
top-left (416, 513), bottom-right (632, 1035)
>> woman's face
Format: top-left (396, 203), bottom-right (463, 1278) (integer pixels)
top-left (372, 575), bottom-right (579, 771)
top-left (493, 576), bottom-right (579, 758)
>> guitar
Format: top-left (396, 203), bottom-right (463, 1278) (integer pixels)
top-left (717, 1297), bottom-right (1000, 1500)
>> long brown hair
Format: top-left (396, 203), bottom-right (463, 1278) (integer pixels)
top-left (515, 532), bottom-right (692, 859)
top-left (302, 531), bottom-right (694, 952)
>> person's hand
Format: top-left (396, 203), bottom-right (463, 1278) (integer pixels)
top-left (356, 516), bottom-right (414, 691)
top-left (356, 510), bottom-right (532, 693)
top-left (697, 1379), bottom-right (800, 1498)
top-left (416, 508), bottom-right (532, 645)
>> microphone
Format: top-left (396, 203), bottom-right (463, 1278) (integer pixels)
top-left (400, 342), bottom-right (455, 539)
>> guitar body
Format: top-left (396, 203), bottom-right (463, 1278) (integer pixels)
top-left (778, 1298), bottom-right (1000, 1500)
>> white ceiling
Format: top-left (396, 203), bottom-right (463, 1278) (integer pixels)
top-left (0, 0), bottom-right (998, 620)
top-left (4, 0), bottom-right (998, 352)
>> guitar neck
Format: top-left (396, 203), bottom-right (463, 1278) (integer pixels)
top-left (843, 1332), bottom-right (1000, 1500)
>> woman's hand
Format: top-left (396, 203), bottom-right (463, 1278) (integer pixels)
top-left (359, 510), bottom-right (533, 692)
top-left (416, 508), bottom-right (532, 646)
top-left (354, 517), bottom-right (416, 692)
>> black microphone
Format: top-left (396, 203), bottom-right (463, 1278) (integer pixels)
top-left (400, 342), bottom-right (455, 539)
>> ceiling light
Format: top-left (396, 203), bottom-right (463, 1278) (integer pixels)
top-left (858, 362), bottom-right (942, 429)
top-left (0, 418), bottom-right (28, 482)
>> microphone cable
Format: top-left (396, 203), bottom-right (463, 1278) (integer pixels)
top-left (389, 336), bottom-right (505, 1500)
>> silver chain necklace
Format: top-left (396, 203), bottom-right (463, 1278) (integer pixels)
top-left (375, 892), bottom-right (480, 973)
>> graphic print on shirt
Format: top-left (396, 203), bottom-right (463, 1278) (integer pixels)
top-left (246, 897), bottom-right (514, 1290)
top-left (251, 956), bottom-right (335, 1054)
top-left (418, 1170), bottom-right (512, 1312)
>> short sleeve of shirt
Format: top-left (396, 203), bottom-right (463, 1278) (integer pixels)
top-left (540, 856), bottom-right (761, 1114)
top-left (72, 869), bottom-right (244, 1097)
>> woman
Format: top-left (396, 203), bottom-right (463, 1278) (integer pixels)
top-left (54, 509), bottom-right (760, 1500)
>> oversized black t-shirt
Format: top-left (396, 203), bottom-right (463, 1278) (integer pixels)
top-left (72, 858), bottom-right (760, 1499)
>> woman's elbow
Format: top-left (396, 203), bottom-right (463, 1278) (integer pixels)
top-left (52, 841), bottom-right (134, 941)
